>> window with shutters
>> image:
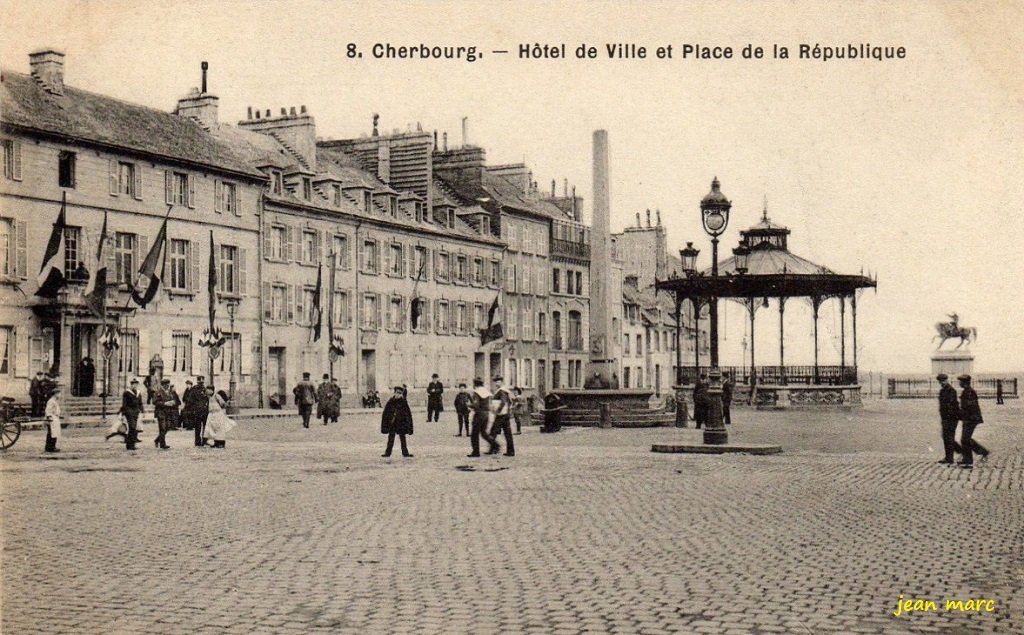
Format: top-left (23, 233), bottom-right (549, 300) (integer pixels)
top-left (168, 239), bottom-right (188, 291)
top-left (2, 139), bottom-right (21, 181)
top-left (300, 287), bottom-right (316, 326)
top-left (389, 243), bottom-right (403, 277)
top-left (520, 301), bottom-right (532, 340)
top-left (456, 303), bottom-right (467, 335)
top-left (114, 233), bottom-right (136, 284)
top-left (412, 296), bottom-right (430, 334)
top-left (219, 245), bottom-right (238, 295)
top-left (437, 300), bottom-right (450, 334)
top-left (436, 252), bottom-right (450, 283)
top-left (473, 303), bottom-right (485, 333)
top-left (0, 219), bottom-right (10, 276)
top-left (506, 299), bottom-right (517, 340)
top-left (117, 329), bottom-right (139, 377)
top-left (58, 151), bottom-right (76, 188)
top-left (216, 180), bottom-right (237, 214)
top-left (301, 230), bottom-right (317, 265)
top-left (413, 246), bottom-right (428, 280)
top-left (170, 172), bottom-right (188, 205)
top-left (523, 359), bottom-right (533, 388)
top-left (537, 312), bottom-right (546, 340)
top-left (388, 296), bottom-right (404, 331)
top-left (569, 311), bottom-right (584, 351)
top-left (472, 258), bottom-right (483, 285)
top-left (362, 293), bottom-right (379, 330)
top-left (171, 331), bottom-right (192, 373)
top-left (333, 234), bottom-right (350, 269)
top-left (362, 239), bottom-right (379, 274)
top-left (333, 290), bottom-right (350, 326)
top-left (552, 269), bottom-right (561, 294)
top-left (271, 284), bottom-right (287, 322)
top-left (575, 271), bottom-right (583, 295)
top-left (635, 334), bottom-right (642, 357)
top-left (117, 162), bottom-right (137, 197)
top-left (0, 326), bottom-right (10, 376)
top-left (623, 334), bottom-right (630, 354)
top-left (270, 226), bottom-right (286, 261)
top-left (215, 333), bottom-right (240, 374)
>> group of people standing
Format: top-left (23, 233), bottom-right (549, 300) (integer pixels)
top-left (937, 373), bottom-right (990, 469)
top-left (292, 373), bottom-right (343, 428)
top-left (690, 373), bottom-right (734, 428)
top-left (107, 375), bottom-right (234, 451)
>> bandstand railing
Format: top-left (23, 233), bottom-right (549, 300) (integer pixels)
top-left (676, 365), bottom-right (859, 386)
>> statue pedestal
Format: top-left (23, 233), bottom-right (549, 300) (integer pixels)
top-left (931, 350), bottom-right (974, 378)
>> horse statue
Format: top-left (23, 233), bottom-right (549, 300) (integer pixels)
top-left (933, 313), bottom-right (977, 349)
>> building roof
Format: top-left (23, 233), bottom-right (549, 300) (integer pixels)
top-left (438, 170), bottom-right (569, 221)
top-left (714, 248), bottom-right (837, 277)
top-left (1, 69), bottom-right (264, 179)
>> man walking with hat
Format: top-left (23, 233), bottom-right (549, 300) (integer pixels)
top-left (152, 378), bottom-right (176, 449)
top-left (119, 378), bottom-right (145, 451)
top-left (957, 374), bottom-right (990, 469)
top-left (293, 372), bottom-right (317, 429)
top-left (935, 373), bottom-right (962, 464)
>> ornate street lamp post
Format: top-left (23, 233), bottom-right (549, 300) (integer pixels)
top-left (700, 178), bottom-right (732, 445)
top-left (225, 299), bottom-right (239, 415)
top-left (673, 242), bottom-right (700, 427)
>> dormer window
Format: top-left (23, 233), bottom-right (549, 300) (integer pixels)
top-left (363, 191), bottom-right (371, 212)
top-left (389, 196), bottom-right (397, 217)
top-left (271, 170), bottom-right (283, 195)
top-left (481, 216), bottom-right (490, 235)
top-left (332, 184), bottom-right (341, 206)
top-left (302, 177), bottom-right (312, 201)
top-left (447, 208), bottom-right (455, 229)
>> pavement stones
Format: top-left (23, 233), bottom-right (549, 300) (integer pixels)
top-left (1, 400), bottom-right (1022, 634)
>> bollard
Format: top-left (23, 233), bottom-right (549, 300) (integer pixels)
top-left (598, 402), bottom-right (612, 428)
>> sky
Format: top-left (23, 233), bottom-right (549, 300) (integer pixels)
top-left (2, 0), bottom-right (1022, 373)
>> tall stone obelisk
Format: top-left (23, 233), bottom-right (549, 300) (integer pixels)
top-left (587, 130), bottom-right (615, 384)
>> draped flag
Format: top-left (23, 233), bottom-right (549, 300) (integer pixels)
top-left (199, 230), bottom-right (224, 349)
top-left (83, 211), bottom-right (108, 318)
top-left (327, 251), bottom-right (344, 357)
top-left (35, 193), bottom-right (68, 298)
top-left (479, 293), bottom-right (503, 345)
top-left (309, 262), bottom-right (322, 343)
top-left (129, 208), bottom-right (170, 308)
top-left (99, 323), bottom-right (120, 353)
top-left (409, 252), bottom-right (426, 330)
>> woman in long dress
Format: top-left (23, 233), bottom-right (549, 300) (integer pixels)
top-left (203, 388), bottom-right (236, 449)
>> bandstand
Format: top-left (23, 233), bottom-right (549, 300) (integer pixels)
top-left (658, 189), bottom-right (877, 412)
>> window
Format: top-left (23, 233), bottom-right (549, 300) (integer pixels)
top-left (302, 177), bottom-right (312, 201)
top-left (168, 171), bottom-right (189, 206)
top-left (490, 260), bottom-right (501, 287)
top-left (436, 252), bottom-right (450, 282)
top-left (271, 284), bottom-right (287, 322)
top-left (362, 191), bottom-right (372, 212)
top-left (219, 245), bottom-right (238, 294)
top-left (333, 290), bottom-right (351, 326)
top-left (575, 271), bottom-right (583, 295)
top-left (523, 359), bottom-right (533, 388)
top-left (437, 300), bottom-right (450, 334)
top-left (117, 329), bottom-right (139, 377)
top-left (389, 197), bottom-right (398, 218)
top-left (624, 334), bottom-right (630, 354)
top-left (520, 300), bottom-right (532, 340)
top-left (552, 269), bottom-right (561, 294)
top-left (412, 296), bottom-right (430, 334)
top-left (0, 218), bottom-right (10, 276)
top-left (270, 226), bottom-right (286, 261)
top-left (507, 358), bottom-right (518, 386)
top-left (117, 161), bottom-right (137, 197)
top-left (2, 139), bottom-right (22, 181)
top-left (456, 303), bottom-right (467, 334)
top-left (58, 151), bottom-right (76, 188)
top-left (623, 367), bottom-right (631, 388)
top-left (455, 255), bottom-right (467, 283)
top-left (551, 360), bottom-right (561, 389)
top-left (551, 311), bottom-right (562, 350)
top-left (271, 170), bottom-right (283, 195)
top-left (413, 246), bottom-right (428, 280)
top-left (0, 326), bottom-right (11, 376)
top-left (301, 231), bottom-right (317, 265)
top-left (215, 333), bottom-right (240, 374)
top-left (168, 239), bottom-right (189, 291)
top-left (537, 312), bottom-right (546, 339)
top-left (473, 258), bottom-right (484, 285)
top-left (333, 235), bottom-right (349, 269)
top-left (388, 296), bottom-right (404, 331)
top-left (171, 331), bottom-right (192, 373)
top-left (114, 233), bottom-right (136, 284)
top-left (636, 367), bottom-right (644, 387)
top-left (568, 311), bottom-right (583, 351)
top-left (216, 180), bottom-right (238, 215)
top-left (389, 243), bottom-right (404, 277)
top-left (636, 334), bottom-right (642, 357)
top-left (362, 293), bottom-right (379, 329)
top-left (361, 239), bottom-right (378, 274)
top-left (332, 184), bottom-right (342, 207)
top-left (63, 226), bottom-right (83, 279)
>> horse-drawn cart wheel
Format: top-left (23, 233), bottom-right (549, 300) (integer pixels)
top-left (1, 401), bottom-right (26, 450)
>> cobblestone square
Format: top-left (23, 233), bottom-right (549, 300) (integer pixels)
top-left (2, 400), bottom-right (1022, 634)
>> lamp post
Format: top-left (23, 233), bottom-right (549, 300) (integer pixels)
top-left (673, 242), bottom-right (700, 428)
top-left (699, 178), bottom-right (732, 445)
top-left (226, 299), bottom-right (239, 415)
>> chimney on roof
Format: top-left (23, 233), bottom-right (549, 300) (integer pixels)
top-left (247, 106), bottom-right (253, 119)
top-left (301, 105), bottom-right (307, 114)
top-left (551, 180), bottom-right (556, 197)
top-left (28, 49), bottom-right (66, 95)
top-left (239, 102), bottom-right (317, 170)
top-left (280, 107), bottom-right (287, 116)
top-left (372, 113), bottom-right (379, 137)
top-left (624, 274), bottom-right (639, 290)
top-left (656, 209), bottom-right (661, 226)
top-left (646, 209), bottom-right (651, 227)
top-left (255, 110), bottom-right (261, 119)
top-left (290, 106), bottom-right (297, 116)
top-left (442, 132), bottom-right (448, 151)
top-left (433, 130), bottom-right (438, 148)
top-left (572, 186), bottom-right (580, 221)
top-left (174, 62), bottom-right (218, 129)
top-left (636, 212), bottom-right (641, 228)
top-left (377, 139), bottom-right (391, 183)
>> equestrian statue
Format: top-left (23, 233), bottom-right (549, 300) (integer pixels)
top-left (933, 312), bottom-right (977, 350)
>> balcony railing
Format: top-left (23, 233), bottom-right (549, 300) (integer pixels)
top-left (550, 238), bottom-right (590, 261)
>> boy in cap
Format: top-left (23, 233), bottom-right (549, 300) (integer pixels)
top-left (935, 373), bottom-right (962, 464)
top-left (957, 374), bottom-right (990, 469)
top-left (381, 385), bottom-right (414, 458)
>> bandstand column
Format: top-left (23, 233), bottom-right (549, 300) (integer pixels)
top-left (840, 295), bottom-right (847, 378)
top-left (693, 299), bottom-right (701, 378)
top-left (851, 293), bottom-right (858, 373)
top-left (748, 298), bottom-right (756, 382)
top-left (778, 297), bottom-right (786, 382)
top-left (811, 296), bottom-right (821, 384)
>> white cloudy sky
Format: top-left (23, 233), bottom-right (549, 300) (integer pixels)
top-left (3, 1), bottom-right (1022, 373)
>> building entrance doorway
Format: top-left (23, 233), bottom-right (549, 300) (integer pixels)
top-left (361, 349), bottom-right (376, 394)
top-left (70, 323), bottom-right (97, 396)
top-left (474, 353), bottom-right (485, 382)
top-left (268, 347), bottom-right (286, 405)
top-left (489, 353), bottom-right (501, 383)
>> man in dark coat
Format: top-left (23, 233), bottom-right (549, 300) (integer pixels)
top-left (187, 376), bottom-right (210, 446)
top-left (152, 378), bottom-right (176, 449)
top-left (426, 374), bottom-right (444, 423)
top-left (180, 379), bottom-right (196, 430)
top-left (957, 374), bottom-right (989, 469)
top-left (467, 378), bottom-right (497, 457)
top-left (381, 385), bottom-right (414, 458)
top-left (490, 376), bottom-right (515, 457)
top-left (721, 373), bottom-right (734, 426)
top-left (541, 392), bottom-right (566, 433)
top-left (119, 378), bottom-right (145, 451)
top-left (30, 371), bottom-right (44, 417)
top-left (453, 383), bottom-right (471, 436)
top-left (293, 372), bottom-right (317, 429)
top-left (936, 373), bottom-right (962, 464)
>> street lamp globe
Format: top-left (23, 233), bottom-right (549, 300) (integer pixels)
top-left (700, 177), bottom-right (732, 238)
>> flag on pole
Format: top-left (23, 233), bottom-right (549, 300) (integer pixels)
top-left (327, 252), bottom-right (344, 357)
top-left (198, 230), bottom-right (224, 349)
top-left (479, 293), bottom-right (503, 345)
top-left (409, 254), bottom-right (426, 330)
top-left (83, 211), bottom-right (109, 318)
top-left (129, 208), bottom-right (170, 308)
top-left (35, 193), bottom-right (68, 298)
top-left (309, 262), bottom-right (322, 343)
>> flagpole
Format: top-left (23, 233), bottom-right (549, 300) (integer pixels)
top-left (328, 250), bottom-right (336, 382)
